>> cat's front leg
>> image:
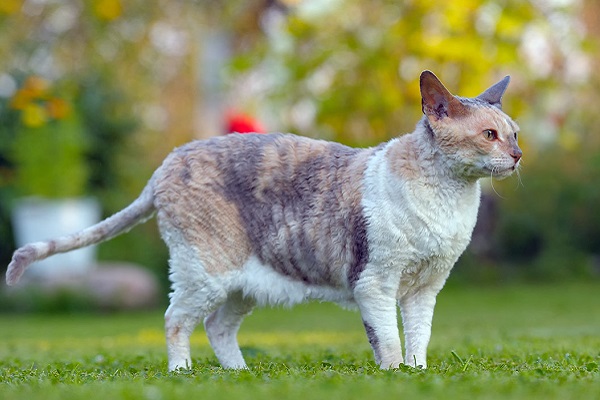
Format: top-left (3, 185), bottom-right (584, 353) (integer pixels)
top-left (398, 271), bottom-right (450, 369)
top-left (398, 289), bottom-right (436, 368)
top-left (355, 284), bottom-right (403, 369)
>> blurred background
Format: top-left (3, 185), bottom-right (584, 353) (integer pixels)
top-left (0, 0), bottom-right (599, 311)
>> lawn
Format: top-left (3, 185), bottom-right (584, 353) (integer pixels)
top-left (0, 282), bottom-right (599, 399)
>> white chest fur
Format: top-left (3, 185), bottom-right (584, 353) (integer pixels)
top-left (361, 140), bottom-right (481, 284)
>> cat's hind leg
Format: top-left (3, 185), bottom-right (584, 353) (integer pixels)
top-left (164, 245), bottom-right (228, 371)
top-left (165, 284), bottom-right (228, 371)
top-left (165, 303), bottom-right (202, 371)
top-left (204, 291), bottom-right (255, 369)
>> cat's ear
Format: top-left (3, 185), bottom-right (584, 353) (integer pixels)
top-left (420, 70), bottom-right (466, 121)
top-left (477, 75), bottom-right (510, 108)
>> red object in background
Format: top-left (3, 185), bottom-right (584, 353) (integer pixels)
top-left (225, 112), bottom-right (265, 134)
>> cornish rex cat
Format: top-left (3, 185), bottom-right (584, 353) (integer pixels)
top-left (6, 71), bottom-right (522, 371)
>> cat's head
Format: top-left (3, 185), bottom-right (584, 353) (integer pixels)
top-left (420, 70), bottom-right (522, 180)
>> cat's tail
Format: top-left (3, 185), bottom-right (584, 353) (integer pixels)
top-left (5, 180), bottom-right (156, 286)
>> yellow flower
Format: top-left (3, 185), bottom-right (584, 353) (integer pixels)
top-left (94, 0), bottom-right (122, 21)
top-left (21, 103), bottom-right (48, 128)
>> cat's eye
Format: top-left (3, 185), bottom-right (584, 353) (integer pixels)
top-left (483, 129), bottom-right (497, 141)
top-left (514, 132), bottom-right (518, 140)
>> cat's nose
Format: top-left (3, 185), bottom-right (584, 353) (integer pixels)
top-left (511, 148), bottom-right (522, 164)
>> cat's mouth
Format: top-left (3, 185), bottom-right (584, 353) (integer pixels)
top-left (483, 164), bottom-right (518, 179)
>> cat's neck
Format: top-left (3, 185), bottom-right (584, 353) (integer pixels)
top-left (386, 117), bottom-right (479, 187)
top-left (366, 120), bottom-right (482, 231)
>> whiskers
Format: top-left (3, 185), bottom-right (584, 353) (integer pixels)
top-left (488, 161), bottom-right (524, 199)
top-left (489, 167), bottom-right (506, 199)
top-left (514, 161), bottom-right (524, 190)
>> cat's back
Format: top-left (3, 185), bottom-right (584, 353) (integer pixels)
top-left (154, 132), bottom-right (365, 196)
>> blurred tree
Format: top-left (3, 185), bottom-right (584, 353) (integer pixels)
top-left (0, 0), bottom-right (275, 284)
top-left (0, 0), bottom-right (598, 284)
top-left (228, 0), bottom-right (590, 150)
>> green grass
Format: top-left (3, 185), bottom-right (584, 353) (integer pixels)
top-left (1, 283), bottom-right (599, 399)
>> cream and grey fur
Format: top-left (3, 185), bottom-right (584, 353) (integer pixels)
top-left (6, 71), bottom-right (522, 371)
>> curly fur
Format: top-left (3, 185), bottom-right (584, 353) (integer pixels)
top-left (6, 71), bottom-right (521, 371)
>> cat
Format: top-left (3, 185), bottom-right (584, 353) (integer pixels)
top-left (6, 71), bottom-right (522, 371)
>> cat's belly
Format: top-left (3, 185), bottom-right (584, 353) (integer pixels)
top-left (230, 255), bottom-right (356, 308)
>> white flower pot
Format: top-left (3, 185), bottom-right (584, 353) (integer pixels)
top-left (11, 197), bottom-right (101, 281)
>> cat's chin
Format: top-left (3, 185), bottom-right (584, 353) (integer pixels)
top-left (491, 173), bottom-right (512, 181)
top-left (493, 169), bottom-right (517, 180)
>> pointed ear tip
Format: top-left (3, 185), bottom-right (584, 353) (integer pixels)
top-left (420, 71), bottom-right (440, 88)
top-left (498, 75), bottom-right (511, 87)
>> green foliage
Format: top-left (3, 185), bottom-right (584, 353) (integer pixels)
top-left (0, 284), bottom-right (599, 399)
top-left (76, 74), bottom-right (138, 195)
top-left (0, 286), bottom-right (98, 314)
top-left (0, 77), bottom-right (89, 198)
top-left (229, 0), bottom-right (563, 146)
top-left (0, 73), bottom-right (138, 199)
top-left (11, 115), bottom-right (89, 198)
top-left (481, 141), bottom-right (600, 282)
